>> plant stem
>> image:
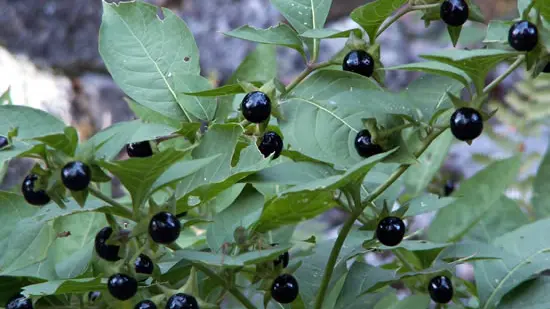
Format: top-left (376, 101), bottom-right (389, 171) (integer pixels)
top-left (89, 187), bottom-right (134, 220)
top-left (393, 249), bottom-right (416, 272)
top-left (285, 61), bottom-right (336, 94)
top-left (193, 263), bottom-right (257, 309)
top-left (374, 3), bottom-right (439, 40)
top-left (312, 39), bottom-right (320, 64)
top-left (483, 55), bottom-right (525, 94)
top-left (313, 127), bottom-right (448, 309)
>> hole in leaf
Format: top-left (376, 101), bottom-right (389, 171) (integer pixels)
top-left (156, 7), bottom-right (165, 20)
top-left (184, 56), bottom-right (190, 62)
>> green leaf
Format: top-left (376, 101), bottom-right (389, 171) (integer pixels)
top-left (475, 218), bottom-right (550, 309)
top-left (404, 194), bottom-right (455, 217)
top-left (300, 28), bottom-right (363, 39)
top-left (206, 186), bottom-right (264, 252)
top-left (484, 20), bottom-right (514, 44)
top-left (447, 25), bottom-right (462, 47)
top-left (384, 62), bottom-right (471, 90)
top-left (225, 24), bottom-right (305, 58)
top-left (0, 105), bottom-right (66, 139)
top-left (427, 156), bottom-right (521, 243)
top-left (255, 150), bottom-right (393, 231)
top-left (35, 127), bottom-right (79, 157)
top-left (499, 277), bottom-right (550, 309)
top-left (532, 142), bottom-right (550, 218)
top-left (80, 120), bottom-right (177, 160)
top-left (99, 1), bottom-right (204, 122)
top-left (538, 0), bottom-right (550, 22)
top-left (245, 161), bottom-right (337, 185)
top-left (467, 196), bottom-right (529, 243)
top-left (350, 0), bottom-right (407, 43)
top-left (228, 45), bottom-right (277, 84)
top-left (126, 97), bottom-right (182, 128)
top-left (173, 246), bottom-right (291, 268)
top-left (420, 49), bottom-right (519, 93)
top-left (22, 278), bottom-right (104, 297)
top-left (182, 82), bottom-right (262, 97)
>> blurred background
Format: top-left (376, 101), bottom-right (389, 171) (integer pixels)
top-left (0, 0), bottom-right (549, 284)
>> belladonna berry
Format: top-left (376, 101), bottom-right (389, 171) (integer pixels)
top-left (126, 141), bottom-right (153, 158)
top-left (343, 50), bottom-right (375, 78)
top-left (135, 300), bottom-right (157, 309)
top-left (165, 293), bottom-right (199, 309)
top-left (61, 161), bottom-right (91, 191)
top-left (259, 131), bottom-right (283, 159)
top-left (241, 91), bottom-right (271, 123)
top-left (271, 274), bottom-right (299, 304)
top-left (428, 276), bottom-right (454, 304)
top-left (21, 174), bottom-right (51, 206)
top-left (149, 212), bottom-right (181, 244)
top-left (376, 217), bottom-right (406, 247)
top-left (134, 254), bottom-right (154, 275)
top-left (271, 243), bottom-right (289, 268)
top-left (107, 273), bottom-right (138, 301)
top-left (450, 107), bottom-right (483, 141)
top-left (444, 180), bottom-right (456, 197)
top-left (354, 130), bottom-right (383, 158)
top-left (88, 291), bottom-right (101, 303)
top-left (6, 294), bottom-right (33, 309)
top-left (440, 0), bottom-right (469, 27)
top-left (0, 135), bottom-right (8, 149)
top-left (94, 227), bottom-right (121, 261)
top-left (508, 20), bottom-right (538, 52)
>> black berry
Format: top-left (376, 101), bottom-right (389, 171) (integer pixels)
top-left (444, 180), bottom-right (455, 196)
top-left (107, 273), bottom-right (138, 301)
top-left (429, 276), bottom-right (454, 304)
top-left (354, 130), bottom-right (383, 158)
top-left (508, 20), bottom-right (538, 52)
top-left (450, 107), bottom-right (483, 141)
top-left (135, 300), bottom-right (157, 309)
top-left (165, 293), bottom-right (199, 309)
top-left (135, 254), bottom-right (154, 275)
top-left (271, 243), bottom-right (289, 268)
top-left (376, 216), bottom-right (406, 247)
top-left (259, 131), bottom-right (283, 159)
top-left (6, 294), bottom-right (33, 309)
top-left (61, 161), bottom-right (91, 191)
top-left (343, 50), bottom-right (375, 78)
top-left (149, 212), bottom-right (181, 244)
top-left (94, 227), bottom-right (121, 261)
top-left (543, 62), bottom-right (550, 73)
top-left (126, 141), bottom-right (153, 158)
top-left (241, 91), bottom-right (271, 123)
top-left (0, 135), bottom-right (8, 149)
top-left (21, 174), bottom-right (50, 206)
top-left (271, 274), bottom-right (299, 304)
top-left (88, 291), bottom-right (101, 302)
top-left (440, 0), bottom-right (469, 26)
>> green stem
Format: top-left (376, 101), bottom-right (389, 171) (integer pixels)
top-left (89, 187), bottom-right (134, 220)
top-left (374, 3), bottom-right (439, 40)
top-left (313, 127), bottom-right (448, 309)
top-left (193, 263), bottom-right (257, 309)
top-left (312, 39), bottom-right (320, 64)
top-left (393, 249), bottom-right (416, 272)
top-left (285, 61), bottom-right (336, 93)
top-left (482, 55), bottom-right (525, 95)
top-left (376, 123), bottom-right (415, 141)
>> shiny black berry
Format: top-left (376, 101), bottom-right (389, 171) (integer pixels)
top-left (21, 174), bottom-right (51, 206)
top-left (343, 50), bottom-right (375, 78)
top-left (6, 294), bottom-right (33, 309)
top-left (135, 254), bottom-right (154, 275)
top-left (508, 20), bottom-right (538, 52)
top-left (429, 276), bottom-right (454, 304)
top-left (88, 291), bottom-right (101, 303)
top-left (107, 273), bottom-right (138, 301)
top-left (165, 293), bottom-right (199, 309)
top-left (450, 107), bottom-right (483, 141)
top-left (271, 274), bottom-right (299, 304)
top-left (0, 135), bottom-right (8, 149)
top-left (440, 0), bottom-right (469, 26)
top-left (543, 62), bottom-right (550, 73)
top-left (444, 180), bottom-right (455, 196)
top-left (149, 212), bottom-right (181, 244)
top-left (241, 91), bottom-right (271, 123)
top-left (259, 131), bottom-right (283, 159)
top-left (94, 227), bottom-right (121, 261)
top-left (354, 130), bottom-right (383, 158)
top-left (271, 243), bottom-right (289, 268)
top-left (376, 216), bottom-right (406, 247)
top-left (126, 141), bottom-right (153, 158)
top-left (61, 161), bottom-right (91, 191)
top-left (135, 300), bottom-right (157, 309)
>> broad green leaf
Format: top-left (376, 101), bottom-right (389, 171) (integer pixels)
top-left (404, 194), bottom-right (455, 217)
top-left (255, 150), bottom-right (393, 231)
top-left (499, 277), bottom-right (550, 309)
top-left (384, 62), bottom-right (471, 90)
top-left (300, 28), bottom-right (363, 39)
top-left (245, 161), bottom-right (336, 185)
top-left (173, 246), bottom-right (291, 268)
top-left (206, 187), bottom-right (264, 252)
top-left (484, 20), bottom-right (514, 44)
top-left (225, 24), bottom-right (305, 57)
top-left (80, 120), bottom-right (177, 160)
top-left (438, 241), bottom-right (508, 263)
top-left (428, 157), bottom-right (521, 243)
top-left (468, 196), bottom-right (529, 243)
top-left (22, 278), bottom-right (103, 297)
top-left (475, 218), bottom-right (550, 309)
top-left (404, 130), bottom-right (454, 195)
top-left (99, 1), bottom-right (206, 122)
top-left (126, 97), bottom-right (182, 128)
top-left (532, 142), bottom-right (550, 218)
top-left (421, 49), bottom-right (519, 93)
top-left (173, 75), bottom-right (217, 121)
top-left (350, 0), bottom-right (407, 43)
top-left (404, 75), bottom-right (464, 121)
top-left (182, 82), bottom-right (262, 97)
top-left (35, 127), bottom-right (79, 157)
top-left (377, 239), bottom-right (449, 252)
top-left (203, 184), bottom-right (246, 214)
top-left (0, 105), bottom-right (66, 139)
top-left (538, 0), bottom-right (550, 22)
top-left (385, 295), bottom-right (430, 309)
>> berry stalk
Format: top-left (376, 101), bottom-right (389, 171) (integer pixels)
top-left (482, 55), bottom-right (526, 95)
top-left (88, 186), bottom-right (134, 220)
